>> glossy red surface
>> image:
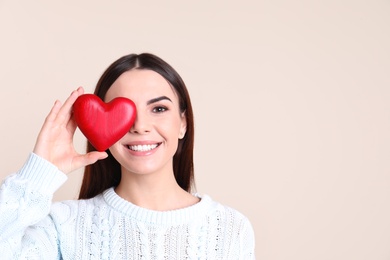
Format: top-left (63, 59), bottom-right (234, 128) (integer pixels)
top-left (73, 94), bottom-right (136, 151)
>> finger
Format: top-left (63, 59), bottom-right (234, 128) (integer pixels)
top-left (71, 151), bottom-right (108, 170)
top-left (66, 114), bottom-right (78, 135)
top-left (56, 87), bottom-right (85, 125)
top-left (44, 100), bottom-right (62, 124)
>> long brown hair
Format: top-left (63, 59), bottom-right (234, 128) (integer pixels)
top-left (78, 53), bottom-right (195, 199)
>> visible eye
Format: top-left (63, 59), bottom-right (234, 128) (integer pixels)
top-left (153, 106), bottom-right (168, 113)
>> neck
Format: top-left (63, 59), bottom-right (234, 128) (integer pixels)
top-left (115, 168), bottom-right (198, 211)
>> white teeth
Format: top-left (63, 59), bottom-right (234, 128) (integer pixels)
top-left (128, 144), bottom-right (158, 152)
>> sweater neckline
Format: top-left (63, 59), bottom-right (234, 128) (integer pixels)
top-left (102, 187), bottom-right (215, 226)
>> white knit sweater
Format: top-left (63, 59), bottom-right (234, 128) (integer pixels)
top-left (0, 153), bottom-right (255, 259)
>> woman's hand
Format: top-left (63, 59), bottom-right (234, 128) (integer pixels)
top-left (33, 87), bottom-right (108, 174)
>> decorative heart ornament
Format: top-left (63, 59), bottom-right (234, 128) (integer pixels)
top-left (73, 94), bottom-right (136, 151)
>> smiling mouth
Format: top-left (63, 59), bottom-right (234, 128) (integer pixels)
top-left (126, 143), bottom-right (161, 152)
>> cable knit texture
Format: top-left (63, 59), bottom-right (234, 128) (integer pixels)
top-left (0, 153), bottom-right (256, 259)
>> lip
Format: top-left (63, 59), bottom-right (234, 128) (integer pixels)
top-left (123, 141), bottom-right (162, 156)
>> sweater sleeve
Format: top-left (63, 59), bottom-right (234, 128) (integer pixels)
top-left (240, 216), bottom-right (256, 260)
top-left (0, 153), bottom-right (67, 259)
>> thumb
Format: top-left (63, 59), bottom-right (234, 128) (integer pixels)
top-left (72, 152), bottom-right (108, 170)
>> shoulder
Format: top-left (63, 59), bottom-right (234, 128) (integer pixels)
top-left (200, 194), bottom-right (254, 231)
top-left (49, 193), bottom-right (106, 224)
top-left (199, 194), bottom-right (256, 256)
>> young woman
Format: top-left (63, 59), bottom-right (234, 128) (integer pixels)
top-left (0, 53), bottom-right (255, 259)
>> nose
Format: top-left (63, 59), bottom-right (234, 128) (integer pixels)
top-left (129, 111), bottom-right (151, 134)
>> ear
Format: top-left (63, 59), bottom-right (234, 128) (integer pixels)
top-left (179, 111), bottom-right (187, 139)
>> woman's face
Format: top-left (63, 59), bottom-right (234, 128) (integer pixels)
top-left (105, 69), bottom-right (186, 176)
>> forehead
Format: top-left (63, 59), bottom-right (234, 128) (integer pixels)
top-left (105, 69), bottom-right (178, 103)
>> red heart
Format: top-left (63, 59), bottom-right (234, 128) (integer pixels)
top-left (73, 94), bottom-right (136, 151)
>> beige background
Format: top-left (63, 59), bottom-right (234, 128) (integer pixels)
top-left (1, 1), bottom-right (390, 259)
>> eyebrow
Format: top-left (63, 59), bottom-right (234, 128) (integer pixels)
top-left (146, 96), bottom-right (172, 105)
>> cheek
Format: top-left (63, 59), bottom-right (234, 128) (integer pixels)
top-left (159, 118), bottom-right (182, 138)
top-left (108, 142), bottom-right (122, 160)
